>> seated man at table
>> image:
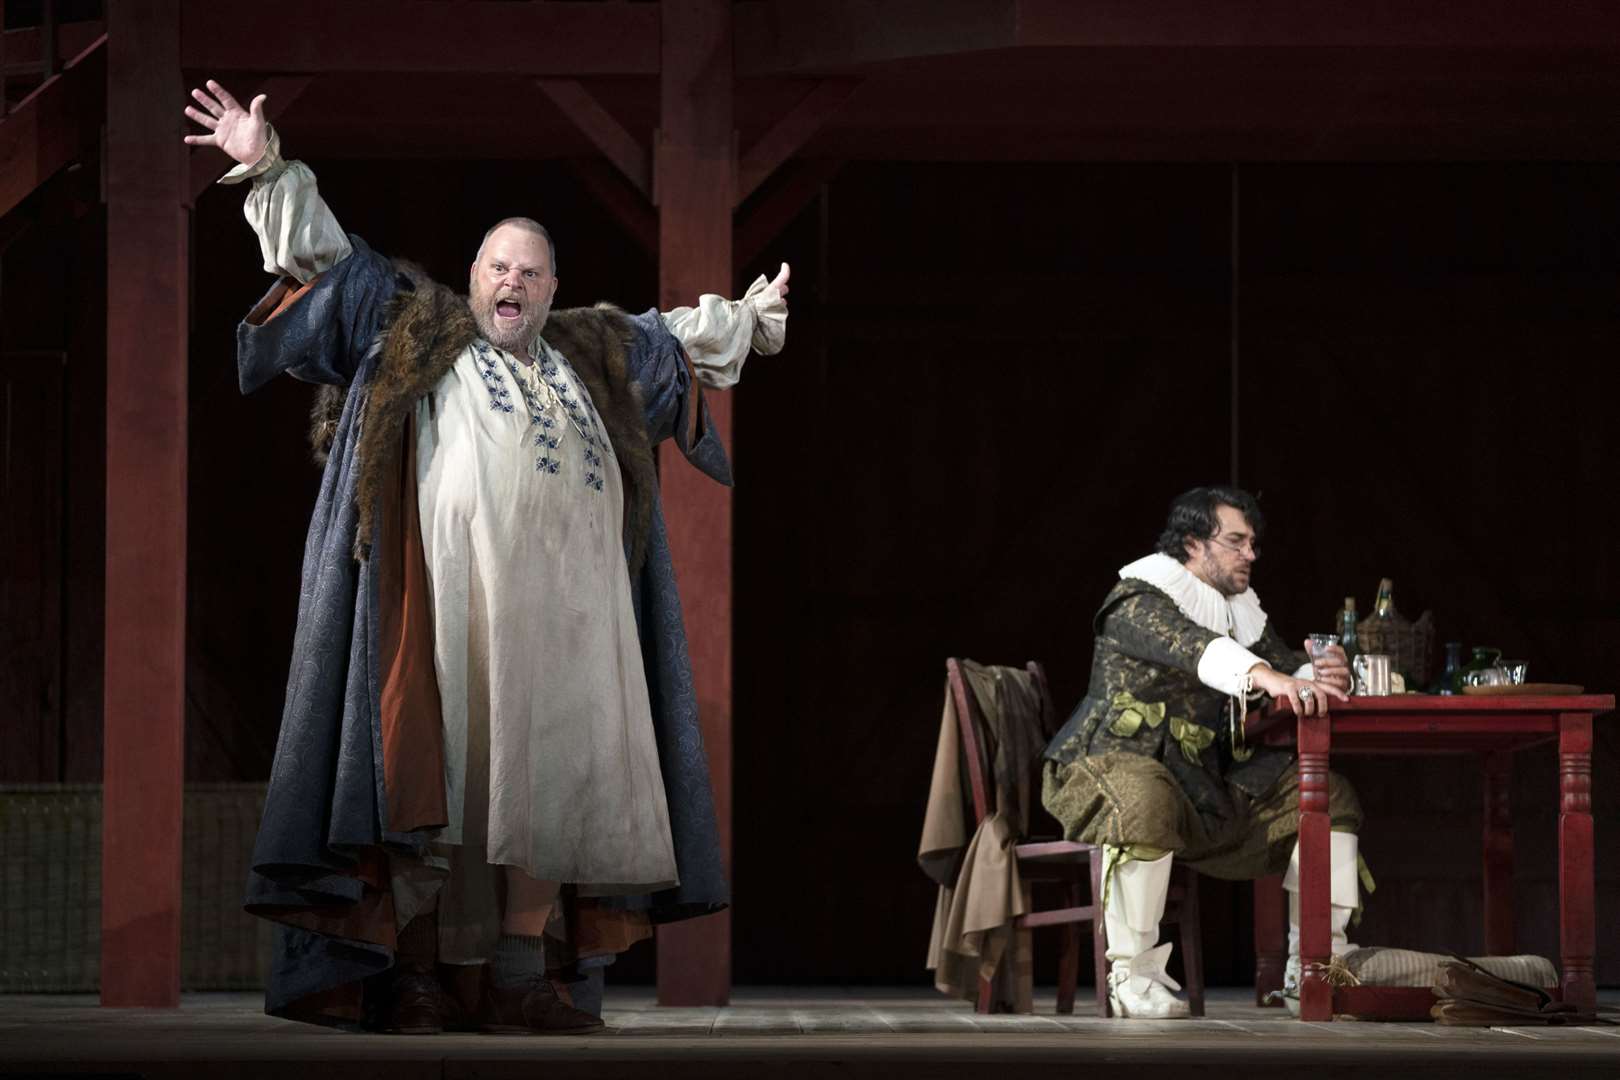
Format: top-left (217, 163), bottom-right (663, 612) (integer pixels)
top-left (1042, 486), bottom-right (1364, 1018)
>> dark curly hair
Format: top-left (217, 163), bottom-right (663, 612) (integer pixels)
top-left (1154, 486), bottom-right (1265, 564)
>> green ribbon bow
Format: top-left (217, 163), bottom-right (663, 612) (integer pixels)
top-left (1108, 692), bottom-right (1167, 738)
top-left (1168, 714), bottom-right (1216, 764)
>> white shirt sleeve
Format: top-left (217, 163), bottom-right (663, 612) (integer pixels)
top-left (660, 273), bottom-right (788, 390)
top-left (218, 126), bottom-right (352, 284)
top-left (1197, 635), bottom-right (1269, 697)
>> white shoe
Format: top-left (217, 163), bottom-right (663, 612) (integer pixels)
top-left (1107, 960), bottom-right (1191, 1019)
top-left (1281, 954), bottom-right (1301, 1017)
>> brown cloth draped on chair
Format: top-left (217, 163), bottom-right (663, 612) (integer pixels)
top-left (919, 659), bottom-right (1054, 1013)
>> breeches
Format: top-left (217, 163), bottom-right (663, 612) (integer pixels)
top-left (1041, 752), bottom-right (1363, 881)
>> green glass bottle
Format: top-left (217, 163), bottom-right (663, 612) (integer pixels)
top-left (1374, 578), bottom-right (1395, 620)
top-left (1338, 597), bottom-right (1360, 662)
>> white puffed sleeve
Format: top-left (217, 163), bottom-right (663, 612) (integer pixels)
top-left (218, 126), bottom-right (352, 284)
top-left (660, 272), bottom-right (788, 390)
top-left (1196, 635), bottom-right (1269, 697)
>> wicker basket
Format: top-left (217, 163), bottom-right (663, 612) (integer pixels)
top-left (1357, 606), bottom-right (1437, 686)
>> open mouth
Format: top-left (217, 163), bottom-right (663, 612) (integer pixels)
top-left (495, 299), bottom-right (523, 321)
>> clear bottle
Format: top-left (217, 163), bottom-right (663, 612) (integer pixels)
top-left (1338, 597), bottom-right (1360, 661)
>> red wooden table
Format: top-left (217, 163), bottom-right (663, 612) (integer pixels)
top-left (1253, 693), bottom-right (1614, 1022)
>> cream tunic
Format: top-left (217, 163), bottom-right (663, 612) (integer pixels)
top-left (419, 336), bottom-right (676, 889)
top-left (229, 135), bottom-right (786, 893)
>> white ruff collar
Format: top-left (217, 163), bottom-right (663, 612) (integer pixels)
top-left (1117, 553), bottom-right (1268, 647)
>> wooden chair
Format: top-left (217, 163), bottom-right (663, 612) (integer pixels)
top-left (947, 658), bottom-right (1205, 1017)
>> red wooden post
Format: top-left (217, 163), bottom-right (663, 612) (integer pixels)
top-left (655, 0), bottom-right (734, 1008)
top-left (101, 0), bottom-right (187, 1007)
top-left (1557, 713), bottom-right (1595, 1014)
top-left (1295, 711), bottom-right (1333, 1021)
top-left (1482, 750), bottom-right (1515, 955)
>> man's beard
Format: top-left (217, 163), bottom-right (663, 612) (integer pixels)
top-left (471, 289), bottom-right (551, 356)
top-left (1207, 564), bottom-right (1251, 597)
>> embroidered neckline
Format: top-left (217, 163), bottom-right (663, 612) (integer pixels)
top-left (1117, 552), bottom-right (1268, 647)
top-left (470, 338), bottom-right (610, 492)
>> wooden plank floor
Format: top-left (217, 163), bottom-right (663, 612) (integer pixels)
top-left (2, 986), bottom-right (1618, 1079)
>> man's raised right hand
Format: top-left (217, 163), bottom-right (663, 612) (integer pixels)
top-left (183, 79), bottom-right (269, 167)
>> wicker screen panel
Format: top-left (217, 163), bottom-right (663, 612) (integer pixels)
top-left (0, 785), bottom-right (101, 992)
top-left (182, 783), bottom-right (274, 990)
top-left (0, 784), bottom-right (270, 992)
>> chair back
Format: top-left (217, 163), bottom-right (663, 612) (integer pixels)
top-left (946, 658), bottom-right (994, 827)
top-left (945, 658), bottom-right (1054, 830)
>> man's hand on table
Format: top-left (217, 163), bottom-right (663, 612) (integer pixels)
top-left (1305, 641), bottom-right (1354, 694)
top-left (1250, 663), bottom-right (1349, 718)
top-left (183, 79), bottom-right (269, 166)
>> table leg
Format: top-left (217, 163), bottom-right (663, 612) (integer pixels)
top-left (1558, 713), bottom-right (1596, 1015)
top-left (1297, 711), bottom-right (1333, 1022)
top-left (1482, 751), bottom-right (1515, 955)
top-left (1253, 874), bottom-right (1286, 1006)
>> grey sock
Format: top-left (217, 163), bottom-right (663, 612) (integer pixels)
top-left (571, 961), bottom-right (609, 1018)
top-left (490, 933), bottom-right (546, 990)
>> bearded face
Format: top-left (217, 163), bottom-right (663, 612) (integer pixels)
top-left (468, 224), bottom-right (558, 356)
top-left (1184, 504), bottom-right (1259, 597)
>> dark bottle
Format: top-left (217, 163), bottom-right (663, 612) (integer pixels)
top-left (1338, 597), bottom-right (1360, 661)
top-left (1437, 641), bottom-right (1465, 695)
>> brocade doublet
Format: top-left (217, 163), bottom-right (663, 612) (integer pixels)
top-left (1044, 578), bottom-right (1303, 828)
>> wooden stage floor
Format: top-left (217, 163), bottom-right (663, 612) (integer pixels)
top-left (3, 986), bottom-right (1618, 1079)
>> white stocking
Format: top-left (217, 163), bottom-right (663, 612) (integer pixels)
top-left (1102, 847), bottom-right (1180, 992)
top-left (1283, 831), bottom-right (1360, 957)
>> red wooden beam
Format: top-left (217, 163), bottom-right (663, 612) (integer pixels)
top-left (735, 79), bottom-right (856, 206)
top-left (734, 0), bottom-right (1016, 76)
top-left (736, 0), bottom-right (1620, 76)
top-left (0, 34), bottom-right (104, 219)
top-left (563, 156), bottom-right (657, 259)
top-left (1, 20), bottom-right (105, 78)
top-left (186, 74), bottom-right (312, 205)
top-left (655, 0), bottom-right (733, 1009)
top-left (1007, 0), bottom-right (1620, 48)
top-left (735, 156), bottom-right (842, 270)
top-left (102, 0), bottom-right (187, 1008)
top-left (537, 79), bottom-right (650, 199)
top-left (181, 0), bottom-right (658, 75)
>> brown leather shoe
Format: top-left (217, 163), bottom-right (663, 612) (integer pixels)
top-left (477, 968), bottom-right (605, 1035)
top-left (384, 967), bottom-right (446, 1035)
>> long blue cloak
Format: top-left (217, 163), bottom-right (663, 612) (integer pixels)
top-left (235, 236), bottom-right (729, 1024)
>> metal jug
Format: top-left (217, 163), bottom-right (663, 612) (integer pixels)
top-left (1352, 653), bottom-right (1394, 696)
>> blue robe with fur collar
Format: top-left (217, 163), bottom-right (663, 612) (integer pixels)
top-left (237, 235), bottom-right (729, 1024)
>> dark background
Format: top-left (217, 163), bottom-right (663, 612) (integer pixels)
top-left (4, 154), bottom-right (1617, 986)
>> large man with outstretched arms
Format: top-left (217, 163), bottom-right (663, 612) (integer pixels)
top-left (1042, 487), bottom-right (1368, 1018)
top-left (185, 80), bottom-right (788, 1035)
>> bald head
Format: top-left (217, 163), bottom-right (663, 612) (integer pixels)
top-left (475, 217), bottom-right (556, 277)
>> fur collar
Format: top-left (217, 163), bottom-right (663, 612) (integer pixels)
top-left (311, 264), bottom-right (656, 577)
top-left (1117, 552), bottom-right (1268, 647)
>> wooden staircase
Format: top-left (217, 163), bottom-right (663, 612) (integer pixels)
top-left (1, 9), bottom-right (106, 223)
